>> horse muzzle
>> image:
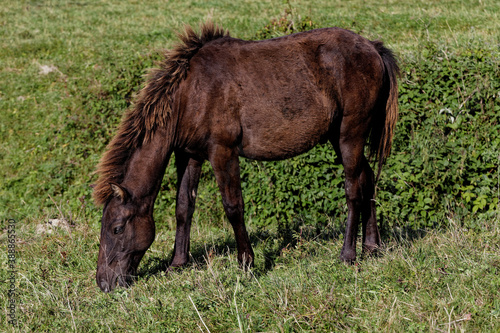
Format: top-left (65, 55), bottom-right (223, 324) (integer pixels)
top-left (96, 264), bottom-right (132, 292)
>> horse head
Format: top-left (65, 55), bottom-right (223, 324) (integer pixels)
top-left (96, 183), bottom-right (155, 292)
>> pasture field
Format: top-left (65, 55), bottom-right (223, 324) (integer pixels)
top-left (1, 0), bottom-right (499, 331)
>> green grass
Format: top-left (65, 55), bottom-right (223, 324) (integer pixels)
top-left (2, 213), bottom-right (499, 331)
top-left (1, 0), bottom-right (500, 331)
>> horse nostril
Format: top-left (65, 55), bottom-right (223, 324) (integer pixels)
top-left (99, 280), bottom-right (111, 293)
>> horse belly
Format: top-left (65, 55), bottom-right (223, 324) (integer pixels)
top-left (239, 106), bottom-right (332, 161)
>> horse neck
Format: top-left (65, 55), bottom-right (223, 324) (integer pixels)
top-left (121, 127), bottom-right (173, 210)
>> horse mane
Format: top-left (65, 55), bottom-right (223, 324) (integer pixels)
top-left (93, 22), bottom-right (229, 205)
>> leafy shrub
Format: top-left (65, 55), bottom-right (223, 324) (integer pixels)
top-left (240, 147), bottom-right (346, 228)
top-left (378, 42), bottom-right (500, 229)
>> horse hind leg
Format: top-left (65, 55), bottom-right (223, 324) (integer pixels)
top-left (335, 138), bottom-right (380, 263)
top-left (169, 152), bottom-right (203, 270)
top-left (339, 154), bottom-right (362, 262)
top-left (332, 129), bottom-right (368, 263)
top-left (359, 156), bottom-right (380, 255)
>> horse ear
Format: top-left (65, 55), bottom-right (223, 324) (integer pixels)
top-left (109, 183), bottom-right (129, 203)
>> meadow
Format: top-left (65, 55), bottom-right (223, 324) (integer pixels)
top-left (1, 0), bottom-right (499, 331)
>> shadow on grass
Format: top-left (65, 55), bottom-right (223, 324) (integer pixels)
top-left (379, 215), bottom-right (429, 249)
top-left (137, 217), bottom-right (430, 281)
top-left (137, 217), bottom-right (346, 278)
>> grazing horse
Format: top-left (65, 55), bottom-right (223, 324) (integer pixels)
top-left (93, 22), bottom-right (398, 292)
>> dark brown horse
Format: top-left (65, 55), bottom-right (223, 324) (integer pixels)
top-left (93, 22), bottom-right (398, 292)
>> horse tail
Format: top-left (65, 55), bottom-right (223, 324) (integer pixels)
top-left (369, 41), bottom-right (399, 181)
top-left (93, 22), bottom-right (228, 206)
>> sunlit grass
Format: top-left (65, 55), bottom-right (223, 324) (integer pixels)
top-left (2, 210), bottom-right (498, 331)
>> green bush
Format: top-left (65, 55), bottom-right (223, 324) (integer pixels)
top-left (378, 42), bottom-right (500, 229)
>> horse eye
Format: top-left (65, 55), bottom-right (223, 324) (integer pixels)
top-left (113, 226), bottom-right (124, 235)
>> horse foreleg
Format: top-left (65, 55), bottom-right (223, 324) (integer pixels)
top-left (360, 157), bottom-right (380, 255)
top-left (169, 153), bottom-right (202, 269)
top-left (209, 145), bottom-right (254, 269)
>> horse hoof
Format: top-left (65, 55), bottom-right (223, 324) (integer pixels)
top-left (339, 249), bottom-right (356, 264)
top-left (362, 243), bottom-right (380, 257)
top-left (165, 265), bottom-right (183, 275)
